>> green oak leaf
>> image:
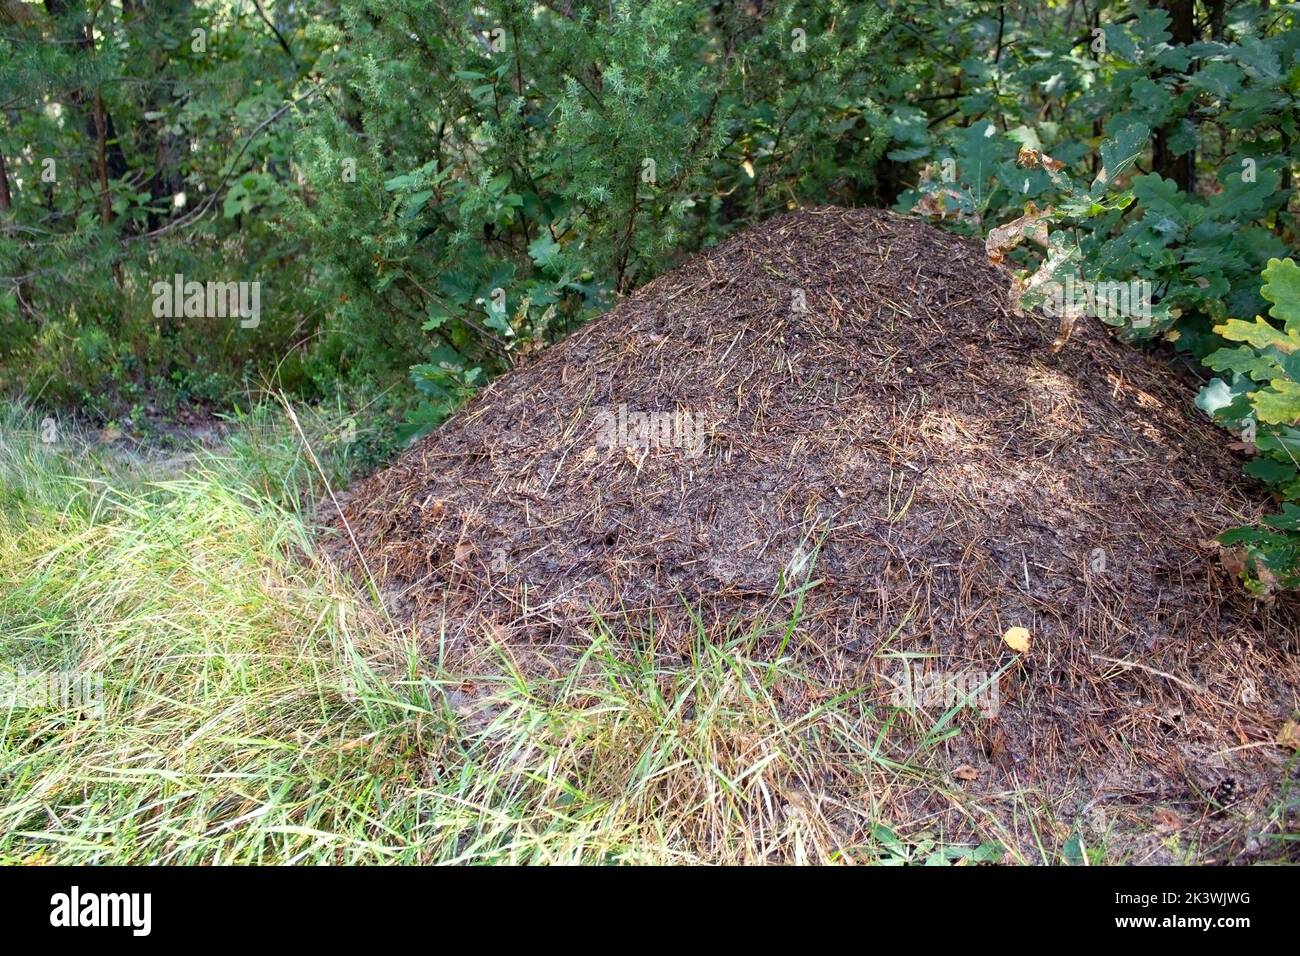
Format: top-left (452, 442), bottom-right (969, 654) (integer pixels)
top-left (1250, 379), bottom-right (1300, 425)
top-left (1215, 316), bottom-right (1300, 353)
top-left (1261, 258), bottom-right (1300, 331)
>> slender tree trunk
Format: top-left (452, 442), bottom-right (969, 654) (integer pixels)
top-left (44, 0), bottom-right (129, 181)
top-left (93, 92), bottom-right (113, 226)
top-left (0, 150), bottom-right (11, 213)
top-left (0, 128), bottom-right (36, 322)
top-left (1209, 0), bottom-right (1227, 40)
top-left (1151, 0), bottom-right (1197, 192)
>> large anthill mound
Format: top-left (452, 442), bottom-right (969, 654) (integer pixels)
top-left (328, 207), bottom-right (1299, 859)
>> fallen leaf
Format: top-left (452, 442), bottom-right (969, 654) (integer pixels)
top-left (953, 764), bottom-right (980, 781)
top-left (1002, 626), bottom-right (1032, 653)
top-left (1051, 310), bottom-right (1078, 353)
top-left (1218, 545), bottom-right (1247, 578)
top-left (1278, 720), bottom-right (1300, 751)
top-left (1153, 808), bottom-right (1182, 831)
top-left (1256, 562), bottom-right (1279, 602)
top-left (987, 729), bottom-right (1008, 762)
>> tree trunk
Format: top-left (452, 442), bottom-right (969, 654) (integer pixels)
top-left (0, 150), bottom-right (11, 213)
top-left (1151, 0), bottom-right (1196, 192)
top-left (44, 0), bottom-right (129, 183)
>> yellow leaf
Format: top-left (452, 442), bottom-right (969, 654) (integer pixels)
top-left (741, 159), bottom-right (755, 179)
top-left (1002, 626), bottom-right (1031, 653)
top-left (1278, 720), bottom-right (1300, 752)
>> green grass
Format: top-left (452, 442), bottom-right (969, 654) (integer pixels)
top-left (0, 401), bottom-right (1025, 865)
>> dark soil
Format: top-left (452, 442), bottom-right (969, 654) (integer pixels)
top-left (325, 206), bottom-right (1300, 862)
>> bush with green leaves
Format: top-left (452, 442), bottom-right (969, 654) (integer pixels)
top-left (891, 2), bottom-right (1296, 344)
top-left (1199, 257), bottom-right (1300, 591)
top-left (0, 1), bottom-right (335, 422)
top-left (292, 0), bottom-right (890, 436)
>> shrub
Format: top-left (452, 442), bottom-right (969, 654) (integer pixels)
top-left (292, 0), bottom-right (890, 436)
